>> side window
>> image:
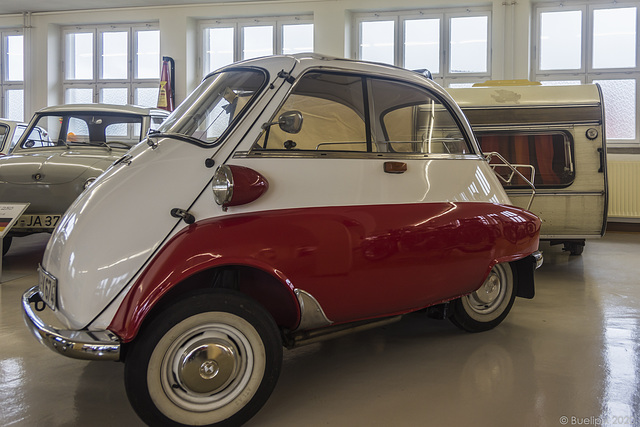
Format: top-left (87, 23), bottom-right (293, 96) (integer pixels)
top-left (23, 126), bottom-right (54, 149)
top-left (477, 132), bottom-right (575, 187)
top-left (67, 118), bottom-right (90, 144)
top-left (371, 79), bottom-right (470, 155)
top-left (0, 125), bottom-right (8, 150)
top-left (255, 72), bottom-right (369, 152)
top-left (150, 115), bottom-right (166, 131)
top-left (11, 125), bottom-right (27, 148)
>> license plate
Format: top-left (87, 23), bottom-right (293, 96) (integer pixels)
top-left (14, 214), bottom-right (61, 229)
top-left (39, 266), bottom-right (58, 310)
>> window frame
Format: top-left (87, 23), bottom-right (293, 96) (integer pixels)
top-left (353, 7), bottom-right (492, 87)
top-left (475, 129), bottom-right (576, 189)
top-left (62, 23), bottom-right (160, 107)
top-left (0, 29), bottom-right (25, 121)
top-left (249, 69), bottom-right (475, 157)
top-left (199, 15), bottom-right (314, 80)
top-left (532, 2), bottom-right (640, 148)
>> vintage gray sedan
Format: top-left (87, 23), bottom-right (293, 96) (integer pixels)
top-left (0, 104), bottom-right (168, 253)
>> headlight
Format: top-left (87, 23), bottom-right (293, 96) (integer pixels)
top-left (212, 164), bottom-right (269, 209)
top-left (83, 177), bottom-right (97, 190)
top-left (212, 165), bottom-right (233, 206)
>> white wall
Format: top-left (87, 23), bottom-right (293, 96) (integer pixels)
top-left (0, 0), bottom-right (531, 116)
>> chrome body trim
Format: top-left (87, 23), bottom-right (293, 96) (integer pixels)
top-left (507, 190), bottom-right (605, 197)
top-left (459, 102), bottom-right (601, 111)
top-left (22, 286), bottom-right (121, 361)
top-left (293, 289), bottom-right (333, 331)
top-left (234, 150), bottom-right (482, 161)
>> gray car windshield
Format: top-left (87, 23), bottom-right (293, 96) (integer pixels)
top-left (157, 69), bottom-right (266, 145)
top-left (20, 113), bottom-right (145, 149)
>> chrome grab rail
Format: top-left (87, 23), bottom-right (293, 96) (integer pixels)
top-left (484, 151), bottom-right (536, 210)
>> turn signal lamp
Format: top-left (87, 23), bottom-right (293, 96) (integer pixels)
top-left (212, 164), bottom-right (269, 209)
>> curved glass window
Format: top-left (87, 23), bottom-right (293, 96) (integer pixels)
top-left (159, 69), bottom-right (266, 145)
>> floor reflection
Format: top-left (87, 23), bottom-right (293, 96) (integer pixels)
top-left (2, 232), bottom-right (640, 426)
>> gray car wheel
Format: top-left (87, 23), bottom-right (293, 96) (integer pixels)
top-left (449, 262), bottom-right (517, 332)
top-left (125, 289), bottom-right (282, 426)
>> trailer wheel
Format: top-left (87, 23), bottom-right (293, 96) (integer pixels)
top-left (563, 241), bottom-right (584, 256)
top-left (450, 262), bottom-right (516, 333)
top-left (124, 289), bottom-right (282, 427)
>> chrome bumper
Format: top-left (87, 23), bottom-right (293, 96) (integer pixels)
top-left (533, 250), bottom-right (544, 269)
top-left (22, 286), bottom-right (121, 361)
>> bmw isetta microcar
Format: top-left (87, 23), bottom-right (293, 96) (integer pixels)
top-left (23, 54), bottom-right (542, 427)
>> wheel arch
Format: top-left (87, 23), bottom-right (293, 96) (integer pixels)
top-left (111, 262), bottom-right (301, 347)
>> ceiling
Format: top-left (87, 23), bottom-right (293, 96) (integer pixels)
top-left (0, 0), bottom-right (252, 15)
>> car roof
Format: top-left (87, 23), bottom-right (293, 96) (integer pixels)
top-left (0, 118), bottom-right (27, 127)
top-left (218, 53), bottom-right (435, 85)
top-left (36, 103), bottom-right (170, 117)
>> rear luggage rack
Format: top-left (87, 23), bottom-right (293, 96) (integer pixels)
top-left (485, 151), bottom-right (536, 210)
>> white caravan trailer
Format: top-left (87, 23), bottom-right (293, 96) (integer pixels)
top-left (448, 81), bottom-right (607, 255)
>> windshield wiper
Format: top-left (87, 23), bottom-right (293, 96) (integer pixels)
top-left (147, 132), bottom-right (208, 146)
top-left (92, 141), bottom-right (113, 152)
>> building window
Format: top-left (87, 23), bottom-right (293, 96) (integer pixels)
top-left (201, 16), bottom-right (314, 77)
top-left (533, 3), bottom-right (639, 147)
top-left (63, 24), bottom-right (161, 108)
top-left (0, 30), bottom-right (24, 121)
top-left (354, 8), bottom-right (491, 87)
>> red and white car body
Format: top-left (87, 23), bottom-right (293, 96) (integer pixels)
top-left (24, 54), bottom-right (542, 427)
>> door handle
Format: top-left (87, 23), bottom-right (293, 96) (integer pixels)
top-left (384, 161), bottom-right (407, 174)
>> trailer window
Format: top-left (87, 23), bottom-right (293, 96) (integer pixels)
top-left (477, 132), bottom-right (574, 187)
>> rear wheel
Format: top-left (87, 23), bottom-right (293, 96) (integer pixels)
top-left (449, 262), bottom-right (516, 333)
top-left (124, 289), bottom-right (282, 427)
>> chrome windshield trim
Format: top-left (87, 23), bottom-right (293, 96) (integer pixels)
top-left (22, 286), bottom-right (121, 361)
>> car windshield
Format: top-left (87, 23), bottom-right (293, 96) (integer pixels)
top-left (19, 113), bottom-right (145, 150)
top-left (157, 69), bottom-right (266, 145)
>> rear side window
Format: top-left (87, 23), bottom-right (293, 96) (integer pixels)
top-left (372, 79), bottom-right (470, 155)
top-left (477, 132), bottom-right (574, 187)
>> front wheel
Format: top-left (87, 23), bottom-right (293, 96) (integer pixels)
top-left (449, 262), bottom-right (516, 333)
top-left (124, 289), bottom-right (282, 427)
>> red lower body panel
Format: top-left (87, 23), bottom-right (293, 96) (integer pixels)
top-left (110, 202), bottom-right (540, 341)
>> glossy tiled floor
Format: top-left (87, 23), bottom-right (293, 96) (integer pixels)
top-left (1, 231), bottom-right (639, 426)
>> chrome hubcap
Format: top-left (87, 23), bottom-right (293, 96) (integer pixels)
top-left (466, 265), bottom-right (508, 315)
top-left (179, 339), bottom-right (239, 394)
top-left (475, 272), bottom-right (501, 305)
